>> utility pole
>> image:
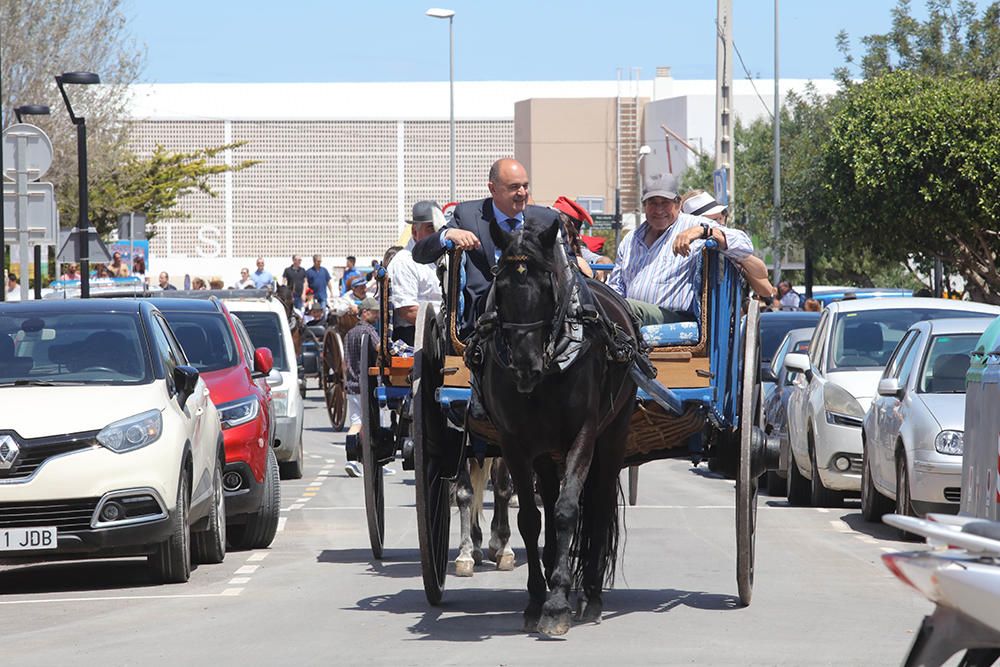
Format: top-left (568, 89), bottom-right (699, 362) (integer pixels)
top-left (715, 0), bottom-right (735, 206)
top-left (772, 0), bottom-right (782, 286)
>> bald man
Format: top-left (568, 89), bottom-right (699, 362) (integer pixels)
top-left (412, 158), bottom-right (561, 335)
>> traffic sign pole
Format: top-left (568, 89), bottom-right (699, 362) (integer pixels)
top-left (15, 131), bottom-right (31, 301)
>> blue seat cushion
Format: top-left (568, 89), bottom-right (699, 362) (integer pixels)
top-left (641, 321), bottom-right (701, 347)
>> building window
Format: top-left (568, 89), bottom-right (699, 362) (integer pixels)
top-left (576, 197), bottom-right (605, 214)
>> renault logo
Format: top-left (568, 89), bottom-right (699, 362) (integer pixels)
top-left (0, 435), bottom-right (19, 470)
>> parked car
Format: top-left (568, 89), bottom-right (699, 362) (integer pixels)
top-left (150, 297), bottom-right (281, 549)
top-left (783, 298), bottom-right (1000, 507)
top-left (760, 311), bottom-right (820, 400)
top-left (860, 317), bottom-right (994, 522)
top-left (761, 327), bottom-right (815, 496)
top-left (0, 300), bottom-right (225, 582)
top-left (223, 294), bottom-right (305, 479)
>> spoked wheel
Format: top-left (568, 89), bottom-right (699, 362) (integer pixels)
top-left (737, 298), bottom-right (762, 607)
top-left (413, 302), bottom-right (452, 605)
top-left (360, 337), bottom-right (385, 559)
top-left (628, 466), bottom-right (639, 506)
top-left (322, 328), bottom-right (347, 431)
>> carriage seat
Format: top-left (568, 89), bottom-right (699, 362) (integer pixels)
top-left (640, 321), bottom-right (701, 347)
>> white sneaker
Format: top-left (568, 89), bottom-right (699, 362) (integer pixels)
top-left (344, 461), bottom-right (363, 477)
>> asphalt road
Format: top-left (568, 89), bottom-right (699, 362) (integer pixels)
top-left (2, 390), bottom-right (936, 666)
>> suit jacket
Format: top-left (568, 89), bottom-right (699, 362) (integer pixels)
top-left (412, 197), bottom-right (560, 335)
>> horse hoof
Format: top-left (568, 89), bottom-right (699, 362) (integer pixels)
top-left (537, 609), bottom-right (572, 638)
top-left (575, 598), bottom-right (603, 624)
top-left (472, 549), bottom-right (484, 566)
top-left (455, 559), bottom-right (475, 577)
top-left (496, 552), bottom-right (515, 571)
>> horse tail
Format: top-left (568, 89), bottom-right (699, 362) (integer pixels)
top-left (469, 457), bottom-right (493, 521)
top-left (570, 447), bottom-right (623, 592)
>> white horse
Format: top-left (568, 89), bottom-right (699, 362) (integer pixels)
top-left (454, 456), bottom-right (515, 576)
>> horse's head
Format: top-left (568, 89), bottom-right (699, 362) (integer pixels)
top-left (489, 215), bottom-right (568, 393)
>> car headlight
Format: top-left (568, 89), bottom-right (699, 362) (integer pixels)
top-left (217, 396), bottom-right (260, 429)
top-left (97, 410), bottom-right (163, 453)
top-left (824, 383), bottom-right (865, 427)
top-left (271, 389), bottom-right (289, 418)
top-left (934, 430), bottom-right (964, 456)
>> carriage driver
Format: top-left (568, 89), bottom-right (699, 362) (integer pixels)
top-left (607, 173), bottom-right (754, 326)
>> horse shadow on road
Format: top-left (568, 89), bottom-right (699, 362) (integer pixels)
top-left (349, 585), bottom-right (741, 642)
top-left (318, 547), bottom-right (424, 579)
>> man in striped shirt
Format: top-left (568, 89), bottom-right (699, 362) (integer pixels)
top-left (607, 173), bottom-right (754, 326)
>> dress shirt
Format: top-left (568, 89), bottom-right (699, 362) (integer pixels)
top-left (607, 212), bottom-right (753, 313)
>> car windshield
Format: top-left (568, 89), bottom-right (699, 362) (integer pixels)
top-left (918, 334), bottom-right (979, 394)
top-left (830, 308), bottom-right (986, 371)
top-left (0, 312), bottom-right (152, 385)
top-left (161, 312), bottom-right (239, 372)
top-left (232, 311), bottom-right (288, 371)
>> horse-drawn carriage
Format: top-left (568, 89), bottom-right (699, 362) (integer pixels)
top-left (294, 302), bottom-right (354, 431)
top-left (408, 227), bottom-right (776, 623)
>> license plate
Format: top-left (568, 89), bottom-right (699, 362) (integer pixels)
top-left (0, 527), bottom-right (58, 551)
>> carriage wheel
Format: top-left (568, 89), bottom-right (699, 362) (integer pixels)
top-left (322, 329), bottom-right (347, 431)
top-left (412, 302), bottom-right (451, 605)
top-left (628, 466), bottom-right (639, 506)
top-left (737, 299), bottom-right (762, 607)
top-left (360, 336), bottom-right (385, 559)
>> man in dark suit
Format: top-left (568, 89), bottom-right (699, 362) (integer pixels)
top-left (412, 158), bottom-right (560, 334)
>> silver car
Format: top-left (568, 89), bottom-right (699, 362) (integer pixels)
top-left (762, 327), bottom-right (814, 497)
top-left (860, 317), bottom-right (995, 521)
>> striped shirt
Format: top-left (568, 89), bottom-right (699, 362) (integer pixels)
top-left (607, 212), bottom-right (753, 313)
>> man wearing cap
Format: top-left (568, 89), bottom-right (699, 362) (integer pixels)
top-left (411, 158), bottom-right (561, 335)
top-left (608, 173), bottom-right (754, 326)
top-left (388, 201), bottom-right (445, 345)
top-left (305, 254), bottom-right (334, 310)
top-left (343, 296), bottom-right (381, 477)
top-left (681, 190), bottom-right (776, 301)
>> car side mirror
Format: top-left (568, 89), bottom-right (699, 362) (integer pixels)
top-left (266, 368), bottom-right (283, 387)
top-left (784, 353), bottom-right (812, 381)
top-left (253, 347), bottom-right (274, 378)
top-left (761, 366), bottom-right (778, 384)
top-left (878, 377), bottom-right (904, 398)
top-left (173, 365), bottom-right (200, 409)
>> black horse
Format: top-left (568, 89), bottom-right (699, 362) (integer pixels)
top-left (469, 215), bottom-right (639, 636)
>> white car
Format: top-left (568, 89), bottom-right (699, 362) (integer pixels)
top-left (0, 299), bottom-right (225, 582)
top-left (223, 293), bottom-right (305, 479)
top-left (861, 317), bottom-right (994, 521)
top-left (783, 297), bottom-right (1000, 507)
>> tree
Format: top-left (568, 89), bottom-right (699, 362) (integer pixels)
top-left (823, 72), bottom-right (1000, 302)
top-left (1, 0), bottom-right (144, 226)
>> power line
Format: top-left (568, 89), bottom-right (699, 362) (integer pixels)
top-left (715, 19), bottom-right (774, 121)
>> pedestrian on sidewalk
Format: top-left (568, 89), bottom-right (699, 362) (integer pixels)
top-left (343, 297), bottom-right (379, 477)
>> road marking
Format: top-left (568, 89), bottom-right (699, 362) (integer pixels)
top-left (234, 565), bottom-right (259, 575)
top-left (829, 520), bottom-right (851, 532)
top-left (276, 517), bottom-right (287, 533)
top-left (302, 492), bottom-right (317, 497)
top-left (247, 552), bottom-right (269, 562)
top-left (229, 577), bottom-right (251, 585)
top-left (307, 486), bottom-right (322, 492)
top-left (325, 458), bottom-right (336, 464)
top-left (0, 592), bottom-right (242, 605)
top-left (289, 503), bottom-right (304, 510)
top-left (221, 588), bottom-right (244, 596)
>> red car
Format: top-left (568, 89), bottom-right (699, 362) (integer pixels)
top-left (153, 296), bottom-right (281, 550)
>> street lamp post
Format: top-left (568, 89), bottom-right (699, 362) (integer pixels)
top-left (13, 105), bottom-right (52, 300)
top-left (55, 71), bottom-right (101, 298)
top-left (426, 8), bottom-right (456, 203)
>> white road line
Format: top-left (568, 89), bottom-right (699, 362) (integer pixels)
top-left (325, 458), bottom-right (336, 464)
top-left (229, 577), bottom-right (251, 585)
top-left (276, 517), bottom-right (287, 533)
top-left (247, 552), bottom-right (269, 562)
top-left (829, 520), bottom-right (851, 532)
top-left (289, 503), bottom-right (304, 510)
top-left (221, 588), bottom-right (244, 597)
top-left (234, 565), bottom-right (259, 575)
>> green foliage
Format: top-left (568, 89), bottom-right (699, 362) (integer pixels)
top-left (679, 153), bottom-right (715, 194)
top-left (822, 71), bottom-right (1000, 301)
top-left (85, 143), bottom-right (258, 239)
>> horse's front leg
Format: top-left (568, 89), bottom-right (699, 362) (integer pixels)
top-left (505, 453), bottom-right (545, 633)
top-left (538, 422), bottom-right (598, 638)
top-left (533, 456), bottom-right (560, 586)
top-left (454, 462), bottom-right (476, 577)
top-left (488, 458), bottom-right (515, 571)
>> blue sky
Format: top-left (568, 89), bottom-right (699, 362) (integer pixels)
top-left (127, 0), bottom-right (986, 83)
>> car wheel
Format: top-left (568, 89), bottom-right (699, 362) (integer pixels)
top-left (230, 447), bottom-right (281, 550)
top-left (861, 443), bottom-right (894, 522)
top-left (809, 436), bottom-right (844, 508)
top-left (895, 452), bottom-right (920, 540)
top-left (192, 457), bottom-right (226, 564)
top-left (786, 451), bottom-right (810, 506)
top-left (765, 470), bottom-right (787, 497)
top-left (150, 468), bottom-right (192, 583)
